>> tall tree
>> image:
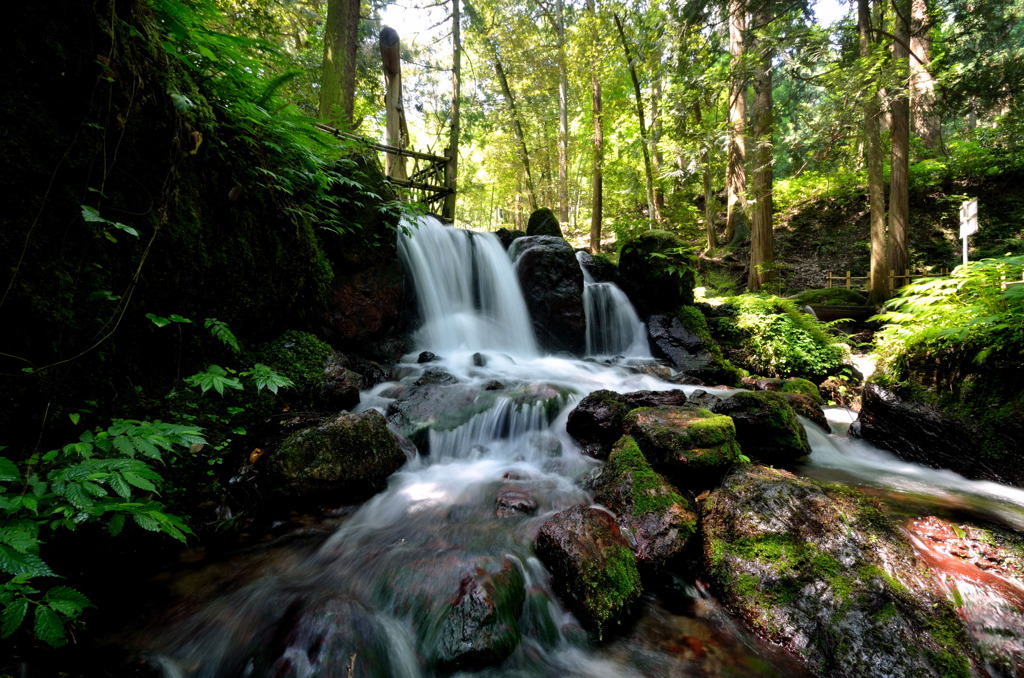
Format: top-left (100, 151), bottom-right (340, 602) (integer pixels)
top-left (587, 0), bottom-right (604, 253)
top-left (888, 0), bottom-right (911, 286)
top-left (725, 0), bottom-right (748, 243)
top-left (861, 0), bottom-right (889, 304)
top-left (319, 0), bottom-right (362, 128)
top-left (556, 0), bottom-right (570, 226)
top-left (747, 0), bottom-right (774, 291)
top-left (909, 0), bottom-right (940, 150)
top-left (443, 0), bottom-right (462, 221)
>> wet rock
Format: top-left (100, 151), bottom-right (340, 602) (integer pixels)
top-left (592, 436), bottom-right (698, 571)
top-left (387, 382), bottom-right (498, 451)
top-left (414, 369), bottom-right (458, 386)
top-left (703, 465), bottom-right (979, 677)
top-left (526, 207), bottom-right (563, 238)
top-left (535, 505), bottom-right (642, 640)
top-left (495, 484), bottom-right (538, 517)
top-left (623, 389), bottom-right (689, 410)
top-left (576, 250), bottom-right (618, 283)
top-left (510, 235), bottom-right (585, 354)
top-left (317, 352), bottom-right (365, 412)
top-left (779, 392), bottom-right (829, 433)
top-left (685, 389), bottom-right (724, 411)
top-left (647, 314), bottom-right (714, 373)
top-left (566, 389), bottom-right (630, 459)
top-left (268, 409), bottom-right (406, 504)
top-left (256, 595), bottom-right (395, 678)
top-left (432, 558), bottom-right (526, 671)
top-left (711, 391), bottom-right (810, 466)
top-left (417, 351), bottom-right (440, 363)
top-left (852, 383), bottom-right (1024, 486)
top-left (624, 406), bottom-right (742, 487)
top-left (494, 227), bottom-right (525, 250)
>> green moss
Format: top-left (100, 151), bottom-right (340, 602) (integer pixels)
top-left (779, 378), bottom-right (825, 405)
top-left (254, 330), bottom-right (335, 394)
top-left (606, 437), bottom-right (689, 516)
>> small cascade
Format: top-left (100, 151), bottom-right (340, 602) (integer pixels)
top-left (575, 251), bottom-right (650, 359)
top-left (398, 215), bottom-right (537, 357)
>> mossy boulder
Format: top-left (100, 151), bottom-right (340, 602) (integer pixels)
top-left (592, 436), bottom-right (698, 570)
top-left (779, 392), bottom-right (830, 433)
top-left (566, 389), bottom-right (630, 458)
top-left (711, 391), bottom-right (810, 466)
top-left (617, 230), bottom-right (697, 315)
top-left (526, 207), bottom-right (563, 237)
top-left (704, 465), bottom-right (978, 677)
top-left (624, 406), bottom-right (743, 487)
top-left (254, 330), bottom-right (364, 411)
top-left (509, 235), bottom-right (585, 354)
top-left (386, 382), bottom-right (499, 452)
top-left (779, 378), bottom-right (825, 405)
top-left (269, 409), bottom-right (406, 504)
top-left (534, 505), bottom-right (642, 640)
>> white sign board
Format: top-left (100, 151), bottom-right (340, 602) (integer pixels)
top-left (960, 199), bottom-right (979, 238)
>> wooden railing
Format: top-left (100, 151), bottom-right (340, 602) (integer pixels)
top-left (826, 268), bottom-right (951, 291)
top-left (315, 124), bottom-right (453, 212)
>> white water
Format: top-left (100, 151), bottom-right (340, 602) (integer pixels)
top-left (575, 251), bottom-right (651, 360)
top-left (143, 215), bottom-right (1024, 676)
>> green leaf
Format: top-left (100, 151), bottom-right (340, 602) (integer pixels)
top-left (170, 92), bottom-right (195, 112)
top-left (34, 605), bottom-right (66, 647)
top-left (45, 586), bottom-right (91, 617)
top-left (204, 319), bottom-right (241, 353)
top-left (107, 512), bottom-right (125, 537)
top-left (185, 365), bottom-right (243, 396)
top-left (69, 413), bottom-right (80, 426)
top-left (0, 545), bottom-right (55, 577)
top-left (122, 472), bottom-right (156, 493)
top-left (133, 512), bottom-right (161, 532)
top-left (108, 473), bottom-right (132, 499)
top-left (0, 457), bottom-right (20, 483)
top-left (81, 205), bottom-right (106, 223)
top-left (1, 597), bottom-right (28, 638)
top-left (0, 527), bottom-right (38, 554)
top-left (243, 363), bottom-right (294, 394)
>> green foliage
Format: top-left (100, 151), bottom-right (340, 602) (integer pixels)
top-left (715, 295), bottom-right (848, 382)
top-left (792, 288), bottom-right (867, 306)
top-left (874, 255), bottom-right (1024, 374)
top-left (0, 420), bottom-right (201, 646)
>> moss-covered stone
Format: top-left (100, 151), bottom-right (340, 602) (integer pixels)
top-left (534, 505), bottom-right (642, 640)
top-left (778, 377), bottom-right (825, 405)
top-left (624, 406), bottom-right (742, 486)
top-left (593, 436), bottom-right (697, 570)
top-left (269, 409), bottom-right (405, 504)
top-left (566, 389), bottom-right (630, 458)
top-left (526, 207), bottom-right (563, 237)
top-left (703, 465), bottom-right (979, 676)
top-left (711, 391), bottom-right (810, 466)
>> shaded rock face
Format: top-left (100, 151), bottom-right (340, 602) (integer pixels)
top-left (510, 236), bottom-right (585, 354)
top-left (592, 436), bottom-right (698, 571)
top-left (566, 389), bottom-right (630, 459)
top-left (852, 383), bottom-right (1024, 486)
top-left (624, 407), bottom-right (742, 487)
top-left (526, 207), bottom-right (563, 238)
top-left (324, 258), bottom-right (409, 363)
top-left (779, 392), bottom-right (829, 433)
top-left (711, 391), bottom-right (810, 466)
top-left (617, 230), bottom-right (697, 316)
top-left (703, 465), bottom-right (977, 678)
top-left (494, 227), bottom-right (526, 250)
top-left (317, 352), bottom-right (365, 412)
top-left (269, 409), bottom-right (406, 504)
top-left (647, 313), bottom-right (713, 372)
top-left (534, 505), bottom-right (642, 639)
top-left (623, 389), bottom-right (689, 410)
top-left (575, 250), bottom-right (618, 283)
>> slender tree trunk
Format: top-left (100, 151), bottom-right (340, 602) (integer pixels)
top-left (861, 0), bottom-right (889, 304)
top-left (725, 0), bottom-right (748, 243)
top-left (651, 58), bottom-right (666, 222)
top-left (556, 0), bottom-right (570, 226)
top-left (614, 12), bottom-right (657, 228)
top-left (909, 0), bottom-right (940, 150)
top-left (747, 1), bottom-right (774, 292)
top-left (319, 0), bottom-right (361, 128)
top-left (588, 0), bottom-right (603, 253)
top-left (694, 102), bottom-right (718, 250)
top-left (443, 0), bottom-right (461, 221)
top-left (888, 0), bottom-right (911, 285)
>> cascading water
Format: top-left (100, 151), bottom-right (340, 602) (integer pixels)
top-left (135, 215), bottom-right (1024, 676)
top-left (575, 251), bottom-right (650, 360)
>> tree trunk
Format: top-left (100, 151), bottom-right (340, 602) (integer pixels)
top-left (747, 1), bottom-right (774, 292)
top-left (556, 0), bottom-right (570, 226)
top-left (694, 102), bottom-right (718, 250)
top-left (614, 12), bottom-right (658, 228)
top-left (861, 0), bottom-right (889, 304)
top-left (443, 0), bottom-right (461, 222)
top-left (725, 0), bottom-right (748, 243)
top-left (319, 0), bottom-right (361, 128)
top-left (651, 59), bottom-right (666, 222)
top-left (588, 0), bottom-right (603, 253)
top-left (909, 0), bottom-right (940, 151)
top-left (380, 27), bottom-right (409, 181)
top-left (888, 0), bottom-right (911, 286)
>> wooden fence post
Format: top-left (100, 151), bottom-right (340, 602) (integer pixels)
top-left (380, 27), bottom-right (408, 181)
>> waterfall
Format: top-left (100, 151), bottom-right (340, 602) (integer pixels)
top-left (398, 215), bottom-right (538, 357)
top-left (575, 251), bottom-right (651, 359)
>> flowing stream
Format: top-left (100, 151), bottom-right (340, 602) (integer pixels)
top-left (139, 216), bottom-right (1024, 676)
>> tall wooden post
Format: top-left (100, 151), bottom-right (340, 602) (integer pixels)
top-left (380, 27), bottom-right (408, 181)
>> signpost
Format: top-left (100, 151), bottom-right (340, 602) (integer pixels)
top-left (960, 198), bottom-right (978, 267)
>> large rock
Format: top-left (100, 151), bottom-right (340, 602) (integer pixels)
top-left (526, 207), bottom-right (563, 237)
top-left (269, 409), bottom-right (406, 503)
top-left (704, 465), bottom-right (979, 677)
top-left (386, 382), bottom-right (499, 452)
top-left (510, 235), bottom-right (585, 354)
top-left (617, 230), bottom-right (697, 316)
top-left (647, 313), bottom-right (714, 372)
top-left (852, 383), bottom-right (1024, 486)
top-left (324, 258), bottom-right (409, 363)
top-left (592, 436), bottom-right (698, 570)
top-left (534, 505), bottom-right (642, 639)
top-left (711, 391), bottom-right (811, 466)
top-left (624, 406), bottom-right (743, 487)
top-left (566, 389), bottom-right (630, 459)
